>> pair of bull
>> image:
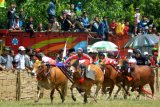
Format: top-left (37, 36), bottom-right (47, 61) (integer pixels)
top-left (32, 58), bottom-right (154, 104)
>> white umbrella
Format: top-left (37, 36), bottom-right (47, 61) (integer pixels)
top-left (91, 41), bottom-right (118, 52)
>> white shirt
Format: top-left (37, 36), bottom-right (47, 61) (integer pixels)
top-left (135, 13), bottom-right (141, 23)
top-left (14, 53), bottom-right (25, 70)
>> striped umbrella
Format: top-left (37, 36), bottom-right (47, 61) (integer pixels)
top-left (124, 34), bottom-right (159, 48)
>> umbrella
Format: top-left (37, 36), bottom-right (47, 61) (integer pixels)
top-left (91, 41), bottom-right (118, 52)
top-left (124, 34), bottom-right (159, 48)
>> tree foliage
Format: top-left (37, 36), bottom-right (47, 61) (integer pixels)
top-left (0, 0), bottom-right (160, 30)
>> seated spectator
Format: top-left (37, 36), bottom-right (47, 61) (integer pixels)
top-left (50, 17), bottom-right (60, 32)
top-left (139, 16), bottom-right (148, 31)
top-left (74, 16), bottom-right (87, 32)
top-left (143, 26), bottom-right (149, 34)
top-left (25, 17), bottom-right (34, 36)
top-left (91, 16), bottom-right (100, 33)
top-left (98, 16), bottom-right (109, 40)
top-left (116, 19), bottom-right (125, 36)
top-left (148, 25), bottom-right (153, 34)
top-left (124, 21), bottom-right (130, 35)
top-left (37, 23), bottom-right (44, 32)
top-left (109, 19), bottom-right (117, 35)
top-left (82, 11), bottom-right (90, 28)
top-left (19, 8), bottom-right (25, 28)
top-left (60, 12), bottom-right (67, 30)
top-left (61, 12), bottom-right (74, 31)
top-left (12, 16), bottom-right (21, 30)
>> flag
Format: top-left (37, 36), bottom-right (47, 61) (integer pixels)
top-left (62, 41), bottom-right (67, 62)
top-left (0, 0), bottom-right (5, 8)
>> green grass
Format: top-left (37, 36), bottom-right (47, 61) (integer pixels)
top-left (0, 96), bottom-right (159, 107)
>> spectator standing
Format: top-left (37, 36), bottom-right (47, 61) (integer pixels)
top-left (47, 0), bottom-right (56, 22)
top-left (75, 2), bottom-right (82, 16)
top-left (14, 46), bottom-right (26, 70)
top-left (91, 16), bottom-right (100, 33)
top-left (134, 8), bottom-right (141, 24)
top-left (98, 16), bottom-right (109, 40)
top-left (7, 2), bottom-right (16, 29)
top-left (19, 8), bottom-right (25, 28)
top-left (124, 21), bottom-right (130, 35)
top-left (82, 11), bottom-right (90, 28)
top-left (109, 19), bottom-right (117, 35)
top-left (2, 46), bottom-right (13, 70)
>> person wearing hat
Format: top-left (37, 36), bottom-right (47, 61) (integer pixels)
top-left (14, 46), bottom-right (26, 70)
top-left (125, 49), bottom-right (134, 59)
top-left (1, 46), bottom-right (13, 70)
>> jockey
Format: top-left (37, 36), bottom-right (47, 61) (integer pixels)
top-left (128, 58), bottom-right (137, 73)
top-left (35, 52), bottom-right (56, 75)
top-left (64, 48), bottom-right (93, 65)
top-left (64, 48), bottom-right (93, 78)
top-left (98, 53), bottom-right (117, 65)
top-left (36, 52), bottom-right (56, 65)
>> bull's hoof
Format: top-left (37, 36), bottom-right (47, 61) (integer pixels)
top-left (124, 95), bottom-right (127, 99)
top-left (72, 96), bottom-right (76, 102)
top-left (131, 88), bottom-right (134, 92)
top-left (114, 95), bottom-right (117, 99)
top-left (34, 100), bottom-right (39, 103)
top-left (62, 98), bottom-right (65, 103)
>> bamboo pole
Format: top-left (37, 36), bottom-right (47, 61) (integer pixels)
top-left (16, 70), bottom-right (21, 101)
top-left (156, 68), bottom-right (159, 92)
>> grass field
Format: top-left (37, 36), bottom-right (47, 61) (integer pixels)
top-left (0, 95), bottom-right (159, 107)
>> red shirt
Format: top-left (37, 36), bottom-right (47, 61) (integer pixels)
top-left (124, 25), bottom-right (129, 35)
top-left (110, 22), bottom-right (118, 32)
top-left (64, 53), bottom-right (93, 64)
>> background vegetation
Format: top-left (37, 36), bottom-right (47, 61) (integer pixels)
top-left (0, 0), bottom-right (160, 30)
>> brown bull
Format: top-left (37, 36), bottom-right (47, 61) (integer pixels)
top-left (117, 58), bottom-right (155, 98)
top-left (32, 60), bottom-right (68, 103)
top-left (100, 64), bottom-right (130, 99)
top-left (69, 59), bottom-right (104, 103)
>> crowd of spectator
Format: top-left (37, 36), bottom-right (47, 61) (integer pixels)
top-left (6, 1), bottom-right (159, 40)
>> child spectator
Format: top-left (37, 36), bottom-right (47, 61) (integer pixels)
top-left (109, 19), bottom-right (117, 35)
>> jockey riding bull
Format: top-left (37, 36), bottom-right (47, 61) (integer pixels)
top-left (64, 48), bottom-right (93, 78)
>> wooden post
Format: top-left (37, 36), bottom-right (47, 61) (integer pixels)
top-left (156, 68), bottom-right (159, 92)
top-left (16, 71), bottom-right (21, 101)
